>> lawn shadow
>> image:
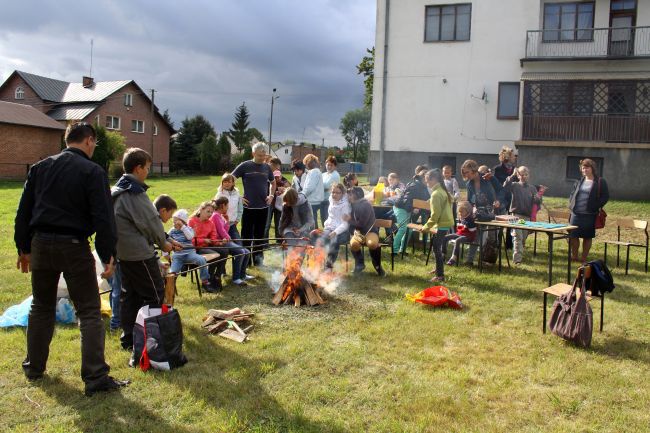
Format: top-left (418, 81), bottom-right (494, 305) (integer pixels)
top-left (590, 334), bottom-right (650, 365)
top-left (154, 325), bottom-right (347, 433)
top-left (39, 376), bottom-right (194, 433)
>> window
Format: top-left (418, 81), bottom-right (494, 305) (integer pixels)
top-left (611, 0), bottom-right (636, 11)
top-left (15, 86), bottom-right (24, 100)
top-left (105, 115), bottom-right (120, 130)
top-left (153, 124), bottom-right (158, 136)
top-left (566, 156), bottom-right (603, 180)
top-left (124, 93), bottom-right (133, 106)
top-left (497, 82), bottom-right (520, 119)
top-left (285, 149), bottom-right (289, 154)
top-left (543, 2), bottom-right (594, 42)
top-left (131, 120), bottom-right (145, 133)
top-left (425, 4), bottom-right (471, 42)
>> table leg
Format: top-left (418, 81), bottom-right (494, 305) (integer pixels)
top-left (543, 292), bottom-right (547, 334)
top-left (478, 226), bottom-right (483, 273)
top-left (548, 234), bottom-right (554, 287)
top-left (498, 228), bottom-right (502, 273)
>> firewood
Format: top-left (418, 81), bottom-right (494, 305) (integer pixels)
top-left (206, 321), bottom-right (228, 334)
top-left (218, 328), bottom-right (247, 343)
top-left (202, 315), bottom-right (217, 328)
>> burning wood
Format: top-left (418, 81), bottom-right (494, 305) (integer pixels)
top-left (272, 248), bottom-right (326, 307)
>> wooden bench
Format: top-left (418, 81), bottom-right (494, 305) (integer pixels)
top-left (180, 252), bottom-right (220, 297)
top-left (373, 218), bottom-right (395, 272)
top-left (602, 218), bottom-right (648, 275)
top-left (542, 265), bottom-right (604, 334)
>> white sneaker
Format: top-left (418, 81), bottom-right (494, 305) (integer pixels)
top-left (244, 275), bottom-right (255, 281)
top-left (232, 279), bottom-right (247, 286)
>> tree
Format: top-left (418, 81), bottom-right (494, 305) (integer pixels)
top-left (162, 108), bottom-right (174, 130)
top-left (228, 102), bottom-right (251, 151)
top-left (216, 132), bottom-right (232, 171)
top-left (172, 115), bottom-right (215, 172)
top-left (91, 124), bottom-right (126, 172)
top-left (199, 133), bottom-right (219, 174)
top-left (339, 107), bottom-right (371, 163)
top-left (357, 47), bottom-right (374, 110)
top-left (248, 127), bottom-right (265, 143)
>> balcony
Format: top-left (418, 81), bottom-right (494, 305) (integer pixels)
top-left (522, 114), bottom-right (650, 143)
top-left (523, 26), bottom-right (650, 62)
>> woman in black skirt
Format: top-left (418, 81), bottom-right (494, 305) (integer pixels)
top-left (568, 158), bottom-right (609, 263)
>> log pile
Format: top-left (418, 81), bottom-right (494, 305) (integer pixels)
top-left (202, 308), bottom-right (254, 343)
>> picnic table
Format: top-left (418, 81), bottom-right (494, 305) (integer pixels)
top-left (475, 219), bottom-right (578, 287)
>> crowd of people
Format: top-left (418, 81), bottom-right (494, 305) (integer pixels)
top-left (13, 121), bottom-right (609, 396)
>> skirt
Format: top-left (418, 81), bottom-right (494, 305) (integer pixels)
top-left (569, 213), bottom-right (596, 239)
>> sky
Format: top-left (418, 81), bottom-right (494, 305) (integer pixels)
top-left (0, 0), bottom-right (376, 148)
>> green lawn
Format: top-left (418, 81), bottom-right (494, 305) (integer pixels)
top-left (1, 176), bottom-right (649, 433)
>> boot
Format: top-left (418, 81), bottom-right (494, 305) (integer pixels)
top-left (351, 250), bottom-right (365, 274)
top-left (206, 274), bottom-right (222, 293)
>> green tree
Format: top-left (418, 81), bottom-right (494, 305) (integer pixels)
top-left (199, 133), bottom-right (219, 174)
top-left (357, 47), bottom-right (374, 110)
top-left (91, 124), bottom-right (126, 172)
top-left (216, 133), bottom-right (232, 171)
top-left (248, 127), bottom-right (265, 143)
top-left (339, 107), bottom-right (371, 163)
top-left (162, 109), bottom-right (174, 130)
top-left (172, 115), bottom-right (215, 172)
top-left (228, 102), bottom-right (251, 151)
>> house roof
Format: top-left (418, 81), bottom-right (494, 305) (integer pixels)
top-left (15, 70), bottom-right (131, 103)
top-left (0, 100), bottom-right (66, 130)
top-left (47, 103), bottom-right (101, 121)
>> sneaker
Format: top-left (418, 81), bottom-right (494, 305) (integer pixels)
top-left (376, 268), bottom-right (386, 277)
top-left (84, 376), bottom-right (130, 397)
top-left (446, 258), bottom-right (457, 266)
top-left (243, 274), bottom-right (255, 281)
top-left (232, 279), bottom-right (248, 286)
top-left (353, 264), bottom-right (366, 274)
top-left (430, 276), bottom-right (445, 283)
top-left (205, 277), bottom-right (222, 293)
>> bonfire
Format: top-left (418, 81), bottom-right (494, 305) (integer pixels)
top-left (272, 244), bottom-right (340, 307)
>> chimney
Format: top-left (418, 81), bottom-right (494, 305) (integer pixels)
top-left (82, 76), bottom-right (94, 88)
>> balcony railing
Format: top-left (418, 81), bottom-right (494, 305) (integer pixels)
top-left (522, 114), bottom-right (650, 143)
top-left (524, 26), bottom-right (650, 60)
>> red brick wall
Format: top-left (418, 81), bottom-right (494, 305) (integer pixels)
top-left (291, 146), bottom-right (327, 164)
top-left (0, 74), bottom-right (55, 113)
top-left (84, 83), bottom-right (171, 172)
top-left (0, 123), bottom-right (63, 178)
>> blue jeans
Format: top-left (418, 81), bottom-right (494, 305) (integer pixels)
top-left (108, 263), bottom-right (122, 330)
top-left (219, 242), bottom-right (250, 280)
top-left (170, 251), bottom-right (209, 281)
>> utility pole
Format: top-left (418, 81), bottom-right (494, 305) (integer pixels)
top-left (150, 89), bottom-right (155, 172)
top-left (268, 88), bottom-right (278, 146)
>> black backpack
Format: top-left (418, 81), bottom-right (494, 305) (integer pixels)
top-left (586, 260), bottom-right (615, 296)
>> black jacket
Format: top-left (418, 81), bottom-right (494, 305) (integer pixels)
top-left (396, 175), bottom-right (430, 212)
top-left (568, 176), bottom-right (609, 215)
top-left (14, 147), bottom-right (117, 264)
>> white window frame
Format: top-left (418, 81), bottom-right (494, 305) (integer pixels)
top-left (15, 86), bottom-right (24, 100)
top-left (124, 93), bottom-right (133, 107)
top-left (105, 115), bottom-right (120, 130)
top-left (131, 119), bottom-right (145, 134)
top-left (153, 123), bottom-right (158, 136)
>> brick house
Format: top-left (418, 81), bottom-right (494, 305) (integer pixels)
top-left (0, 100), bottom-right (65, 178)
top-left (0, 70), bottom-right (175, 173)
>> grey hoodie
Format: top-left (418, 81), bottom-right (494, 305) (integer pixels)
top-left (279, 193), bottom-right (314, 235)
top-left (111, 174), bottom-right (167, 261)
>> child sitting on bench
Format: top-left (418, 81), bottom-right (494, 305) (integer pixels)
top-left (442, 201), bottom-right (477, 266)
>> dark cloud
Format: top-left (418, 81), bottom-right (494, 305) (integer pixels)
top-left (0, 0), bottom-right (375, 147)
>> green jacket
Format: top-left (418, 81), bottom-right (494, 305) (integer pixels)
top-left (423, 184), bottom-right (454, 231)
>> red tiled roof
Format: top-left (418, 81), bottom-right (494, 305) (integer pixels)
top-left (0, 101), bottom-right (66, 130)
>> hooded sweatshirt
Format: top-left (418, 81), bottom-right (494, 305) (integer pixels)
top-left (323, 193), bottom-right (351, 235)
top-left (279, 193), bottom-right (314, 235)
top-left (112, 174), bottom-right (167, 261)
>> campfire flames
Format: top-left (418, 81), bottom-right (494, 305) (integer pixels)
top-left (272, 244), bottom-right (340, 307)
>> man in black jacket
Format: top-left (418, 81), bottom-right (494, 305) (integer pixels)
top-left (15, 122), bottom-right (129, 396)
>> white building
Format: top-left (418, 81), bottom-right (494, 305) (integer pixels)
top-left (371, 0), bottom-right (650, 199)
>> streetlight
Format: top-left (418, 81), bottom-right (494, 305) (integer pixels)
top-left (268, 88), bottom-right (279, 147)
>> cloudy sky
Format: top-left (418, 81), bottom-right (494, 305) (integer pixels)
top-left (0, 0), bottom-right (376, 147)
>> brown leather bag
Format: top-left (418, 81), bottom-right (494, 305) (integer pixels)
top-left (549, 268), bottom-right (593, 348)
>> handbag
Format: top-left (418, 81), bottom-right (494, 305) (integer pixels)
top-left (548, 268), bottom-right (593, 348)
top-left (594, 178), bottom-right (606, 229)
top-left (133, 305), bottom-right (188, 371)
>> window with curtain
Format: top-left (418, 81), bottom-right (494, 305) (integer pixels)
top-left (497, 82), bottom-right (521, 119)
top-left (543, 2), bottom-right (594, 42)
top-left (425, 4), bottom-right (471, 42)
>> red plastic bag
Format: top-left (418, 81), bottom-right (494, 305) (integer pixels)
top-left (406, 286), bottom-right (463, 309)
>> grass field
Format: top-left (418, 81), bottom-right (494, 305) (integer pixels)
top-left (0, 175), bottom-right (649, 433)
